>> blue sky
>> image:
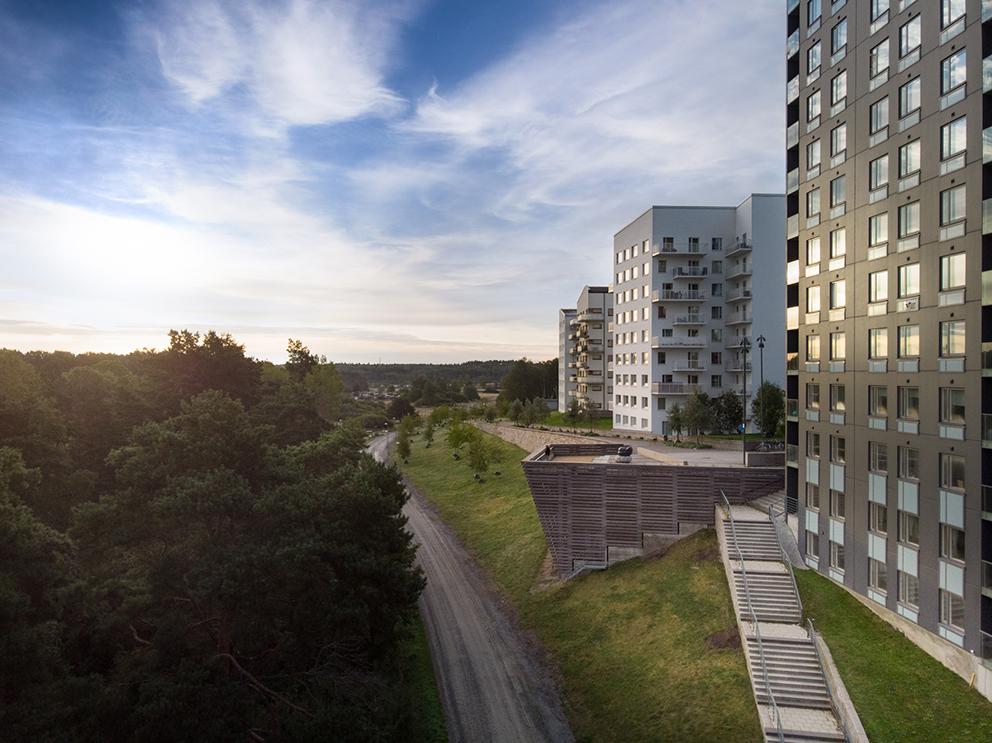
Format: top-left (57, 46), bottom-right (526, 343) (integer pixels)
top-left (0, 0), bottom-right (784, 362)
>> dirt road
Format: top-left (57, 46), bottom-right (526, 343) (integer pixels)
top-left (368, 434), bottom-right (573, 743)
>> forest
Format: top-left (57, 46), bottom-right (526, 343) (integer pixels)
top-left (0, 331), bottom-right (424, 741)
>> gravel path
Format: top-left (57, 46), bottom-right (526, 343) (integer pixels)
top-left (368, 434), bottom-right (574, 743)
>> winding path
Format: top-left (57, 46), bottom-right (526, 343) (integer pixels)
top-left (368, 434), bottom-right (573, 743)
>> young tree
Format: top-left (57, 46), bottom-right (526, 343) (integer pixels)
top-left (564, 398), bottom-right (581, 426)
top-left (467, 435), bottom-right (495, 480)
top-left (683, 392), bottom-right (713, 445)
top-left (752, 381), bottom-right (786, 438)
top-left (713, 389), bottom-right (743, 434)
top-left (422, 419), bottom-right (435, 448)
top-left (396, 427), bottom-right (411, 462)
top-left (446, 421), bottom-right (479, 450)
top-left (507, 399), bottom-right (524, 424)
top-left (668, 403), bottom-right (685, 442)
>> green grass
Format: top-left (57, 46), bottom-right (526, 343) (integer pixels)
top-left (796, 570), bottom-right (992, 743)
top-left (399, 615), bottom-right (448, 742)
top-left (701, 433), bottom-right (781, 441)
top-left (545, 411), bottom-right (614, 431)
top-left (400, 430), bottom-right (762, 742)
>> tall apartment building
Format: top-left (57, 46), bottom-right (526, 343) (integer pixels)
top-left (558, 286), bottom-right (613, 414)
top-left (612, 195), bottom-right (786, 434)
top-left (785, 0), bottom-right (990, 663)
top-left (558, 308), bottom-right (578, 412)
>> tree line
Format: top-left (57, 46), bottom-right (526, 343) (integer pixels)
top-left (0, 332), bottom-right (424, 741)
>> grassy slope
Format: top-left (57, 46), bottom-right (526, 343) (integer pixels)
top-left (399, 615), bottom-right (448, 743)
top-left (401, 430), bottom-right (762, 743)
top-left (796, 570), bottom-right (992, 743)
top-left (545, 411), bottom-right (614, 431)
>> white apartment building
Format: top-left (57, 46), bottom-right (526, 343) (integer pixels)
top-left (558, 286), bottom-right (613, 415)
top-left (612, 194), bottom-right (785, 434)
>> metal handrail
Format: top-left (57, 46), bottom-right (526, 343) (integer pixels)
top-left (768, 499), bottom-right (803, 619)
top-left (807, 619), bottom-right (851, 743)
top-left (721, 491), bottom-right (786, 743)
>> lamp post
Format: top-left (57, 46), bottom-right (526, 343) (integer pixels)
top-left (756, 334), bottom-right (766, 440)
top-left (740, 337), bottom-right (751, 465)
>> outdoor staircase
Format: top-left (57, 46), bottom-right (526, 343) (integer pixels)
top-left (719, 502), bottom-right (852, 743)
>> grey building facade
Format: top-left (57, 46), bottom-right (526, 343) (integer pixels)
top-left (612, 195), bottom-right (786, 435)
top-left (558, 308), bottom-right (578, 412)
top-left (559, 287), bottom-right (613, 414)
top-left (785, 0), bottom-right (990, 663)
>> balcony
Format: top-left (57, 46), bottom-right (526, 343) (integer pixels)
top-left (787, 121), bottom-right (799, 149)
top-left (787, 28), bottom-right (799, 59)
top-left (984, 414), bottom-right (992, 447)
top-left (787, 76), bottom-right (799, 104)
top-left (672, 314), bottom-right (706, 325)
top-left (672, 266), bottom-right (708, 279)
top-left (786, 399), bottom-right (799, 420)
top-left (984, 561), bottom-right (992, 599)
top-left (653, 289), bottom-right (705, 302)
top-left (725, 288), bottom-right (752, 303)
top-left (787, 352), bottom-right (799, 372)
top-left (786, 444), bottom-right (799, 466)
top-left (726, 266), bottom-right (752, 281)
top-left (653, 242), bottom-right (703, 256)
top-left (726, 240), bottom-right (752, 259)
top-left (725, 314), bottom-right (753, 326)
top-left (726, 361), bottom-right (752, 373)
top-left (652, 382), bottom-right (702, 395)
top-left (652, 336), bottom-right (707, 348)
top-left (576, 310), bottom-right (603, 322)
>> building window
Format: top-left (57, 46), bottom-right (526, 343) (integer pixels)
top-left (831, 18), bottom-right (847, 54)
top-left (806, 530), bottom-right (820, 558)
top-left (869, 500), bottom-right (888, 535)
top-left (869, 442), bottom-right (889, 476)
top-left (869, 155), bottom-right (889, 190)
top-left (869, 327), bottom-right (888, 358)
top-left (711, 375), bottom-right (722, 389)
top-left (831, 71), bottom-right (847, 106)
top-left (711, 260), bottom-right (722, 274)
top-left (942, 0), bottom-right (966, 28)
top-left (869, 39), bottom-right (889, 77)
top-left (807, 383), bottom-right (821, 410)
top-left (941, 117), bottom-right (966, 160)
top-left (807, 188), bottom-right (821, 217)
top-left (830, 123), bottom-right (846, 156)
top-left (898, 202), bottom-right (920, 238)
top-left (898, 386), bottom-right (920, 420)
top-left (898, 446), bottom-right (920, 480)
top-left (869, 270), bottom-right (888, 303)
top-left (899, 78), bottom-right (921, 118)
top-left (829, 540), bottom-right (845, 571)
top-left (806, 236), bottom-right (821, 265)
top-left (899, 16), bottom-right (921, 58)
top-left (898, 139), bottom-right (920, 177)
top-left (868, 386), bottom-right (888, 417)
top-left (829, 279), bottom-right (845, 309)
top-left (898, 511), bottom-right (920, 546)
top-left (809, 0), bottom-right (822, 23)
top-left (711, 305), bottom-right (722, 320)
top-left (940, 253), bottom-right (966, 291)
top-left (941, 49), bottom-right (967, 95)
top-left (830, 490), bottom-right (845, 519)
top-left (939, 590), bottom-right (965, 630)
top-left (830, 332), bottom-right (845, 360)
top-left (940, 320), bottom-right (965, 357)
top-left (869, 558), bottom-right (888, 593)
top-left (869, 213), bottom-right (888, 246)
top-left (807, 431), bottom-right (821, 458)
top-left (711, 237), bottom-right (722, 251)
top-left (940, 185), bottom-right (966, 226)
top-left (898, 571), bottom-right (919, 608)
top-left (829, 228), bottom-right (846, 258)
top-left (939, 523), bottom-right (966, 562)
top-left (829, 176), bottom-right (846, 208)
top-left (806, 334), bottom-right (821, 361)
top-left (830, 384), bottom-right (846, 412)
top-left (808, 89), bottom-right (822, 121)
top-left (808, 40), bottom-right (822, 74)
top-left (830, 435), bottom-right (846, 464)
top-left (897, 325), bottom-right (919, 358)
top-left (807, 285), bottom-right (821, 313)
top-left (897, 263), bottom-right (919, 298)
top-left (807, 140), bottom-right (821, 172)
top-left (870, 97), bottom-right (889, 133)
top-left (940, 453), bottom-right (966, 491)
top-left (940, 388), bottom-right (965, 425)
top-left (806, 483), bottom-right (820, 510)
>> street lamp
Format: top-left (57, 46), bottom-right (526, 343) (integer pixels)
top-left (740, 337), bottom-right (751, 465)
top-left (756, 335), bottom-right (766, 440)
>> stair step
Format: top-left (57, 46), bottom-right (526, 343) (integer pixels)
top-left (765, 730), bottom-right (846, 743)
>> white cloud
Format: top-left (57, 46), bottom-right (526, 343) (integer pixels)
top-left (144, 0), bottom-right (410, 129)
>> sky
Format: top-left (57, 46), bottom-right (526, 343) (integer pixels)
top-left (0, 0), bottom-right (785, 363)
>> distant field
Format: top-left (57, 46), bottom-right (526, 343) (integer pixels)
top-left (796, 570), bottom-right (992, 743)
top-left (400, 429), bottom-right (762, 742)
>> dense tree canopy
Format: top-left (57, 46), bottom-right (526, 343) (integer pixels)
top-left (0, 332), bottom-right (423, 742)
top-left (498, 359), bottom-right (558, 402)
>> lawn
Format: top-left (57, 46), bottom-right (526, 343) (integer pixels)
top-left (399, 615), bottom-right (448, 742)
top-left (796, 570), bottom-right (992, 743)
top-left (545, 411), bottom-right (614, 431)
top-left (400, 429), bottom-right (762, 742)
